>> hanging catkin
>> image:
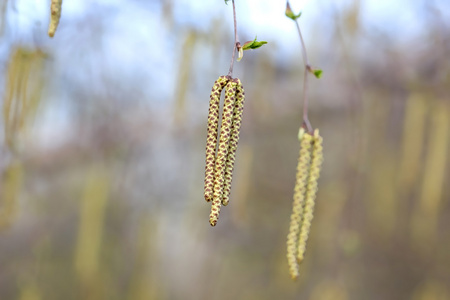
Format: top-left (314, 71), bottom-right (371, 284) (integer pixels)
top-left (297, 129), bottom-right (323, 263)
top-left (209, 79), bottom-right (238, 226)
top-left (204, 76), bottom-right (230, 202)
top-left (48, 0), bottom-right (63, 37)
top-left (286, 128), bottom-right (313, 280)
top-left (222, 79), bottom-right (245, 206)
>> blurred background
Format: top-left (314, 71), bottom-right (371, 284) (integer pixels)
top-left (1, 0), bottom-right (450, 299)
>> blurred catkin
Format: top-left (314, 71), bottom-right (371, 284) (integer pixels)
top-left (48, 0), bottom-right (62, 37)
top-left (418, 102), bottom-right (448, 216)
top-left (398, 94), bottom-right (427, 194)
top-left (174, 30), bottom-right (196, 126)
top-left (411, 101), bottom-right (449, 246)
top-left (0, 161), bottom-right (23, 230)
top-left (127, 215), bottom-right (165, 300)
top-left (297, 129), bottom-right (323, 263)
top-left (210, 79), bottom-right (237, 226)
top-left (19, 283), bottom-right (42, 300)
top-left (75, 167), bottom-right (109, 285)
top-left (287, 128), bottom-right (312, 280)
top-left (367, 153), bottom-right (397, 238)
top-left (411, 280), bottom-right (449, 300)
top-left (204, 76), bottom-right (230, 202)
top-left (4, 49), bottom-right (25, 148)
top-left (3, 48), bottom-right (46, 150)
top-left (309, 280), bottom-right (348, 300)
top-left (222, 79), bottom-right (245, 206)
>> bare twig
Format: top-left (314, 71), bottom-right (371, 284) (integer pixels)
top-left (227, 0), bottom-right (240, 77)
top-left (288, 1), bottom-right (313, 133)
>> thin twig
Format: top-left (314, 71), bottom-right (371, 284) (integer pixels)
top-left (289, 1), bottom-right (313, 133)
top-left (294, 19), bottom-right (309, 68)
top-left (302, 68), bottom-right (312, 132)
top-left (227, 0), bottom-right (239, 77)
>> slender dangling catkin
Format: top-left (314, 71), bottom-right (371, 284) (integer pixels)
top-left (222, 79), bottom-right (245, 206)
top-left (204, 76), bottom-right (230, 202)
top-left (48, 0), bottom-right (63, 37)
top-left (297, 129), bottom-right (323, 263)
top-left (210, 79), bottom-right (238, 226)
top-left (287, 128), bottom-right (313, 280)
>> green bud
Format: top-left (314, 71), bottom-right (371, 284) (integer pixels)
top-left (237, 46), bottom-right (244, 61)
top-left (242, 36), bottom-right (268, 51)
top-left (312, 69), bottom-right (323, 79)
top-left (285, 2), bottom-right (302, 21)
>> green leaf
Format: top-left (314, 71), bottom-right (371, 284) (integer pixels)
top-left (313, 69), bottom-right (323, 79)
top-left (248, 41), bottom-right (268, 49)
top-left (242, 36), bottom-right (268, 51)
top-left (225, 0), bottom-right (230, 4)
top-left (285, 3), bottom-right (302, 20)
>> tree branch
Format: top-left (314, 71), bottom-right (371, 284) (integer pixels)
top-left (227, 0), bottom-right (240, 77)
top-left (288, 1), bottom-right (313, 133)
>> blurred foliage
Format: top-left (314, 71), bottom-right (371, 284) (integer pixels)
top-left (1, 0), bottom-right (450, 300)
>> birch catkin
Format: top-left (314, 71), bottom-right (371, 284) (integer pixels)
top-left (222, 79), bottom-right (245, 206)
top-left (48, 0), bottom-right (63, 37)
top-left (297, 129), bottom-right (323, 263)
top-left (287, 128), bottom-right (313, 280)
top-left (204, 76), bottom-right (230, 202)
top-left (210, 79), bottom-right (238, 226)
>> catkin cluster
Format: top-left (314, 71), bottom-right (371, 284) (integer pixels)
top-left (48, 0), bottom-right (63, 37)
top-left (204, 76), bottom-right (246, 227)
top-left (287, 128), bottom-right (323, 280)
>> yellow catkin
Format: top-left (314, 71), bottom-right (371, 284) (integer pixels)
top-left (287, 128), bottom-right (313, 280)
top-left (297, 129), bottom-right (323, 263)
top-left (209, 79), bottom-right (238, 226)
top-left (204, 76), bottom-right (230, 202)
top-left (48, 0), bottom-right (62, 37)
top-left (222, 79), bottom-right (245, 206)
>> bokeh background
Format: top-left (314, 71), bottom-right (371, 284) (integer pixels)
top-left (1, 0), bottom-right (450, 299)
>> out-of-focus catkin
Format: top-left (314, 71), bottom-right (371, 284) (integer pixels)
top-left (209, 79), bottom-right (237, 226)
top-left (204, 76), bottom-right (230, 202)
top-left (297, 129), bottom-right (323, 263)
top-left (287, 128), bottom-right (313, 280)
top-left (48, 0), bottom-right (63, 37)
top-left (0, 161), bottom-right (23, 230)
top-left (222, 79), bottom-right (245, 206)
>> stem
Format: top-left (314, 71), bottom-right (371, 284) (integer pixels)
top-left (294, 18), bottom-right (309, 67)
top-left (288, 1), bottom-right (313, 133)
top-left (227, 0), bottom-right (239, 77)
top-left (302, 67), bottom-right (312, 133)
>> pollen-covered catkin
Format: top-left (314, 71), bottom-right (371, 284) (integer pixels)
top-left (287, 129), bottom-right (313, 280)
top-left (204, 76), bottom-right (230, 202)
top-left (297, 129), bottom-right (323, 263)
top-left (48, 0), bottom-right (63, 37)
top-left (210, 80), bottom-right (238, 226)
top-left (222, 79), bottom-right (245, 206)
